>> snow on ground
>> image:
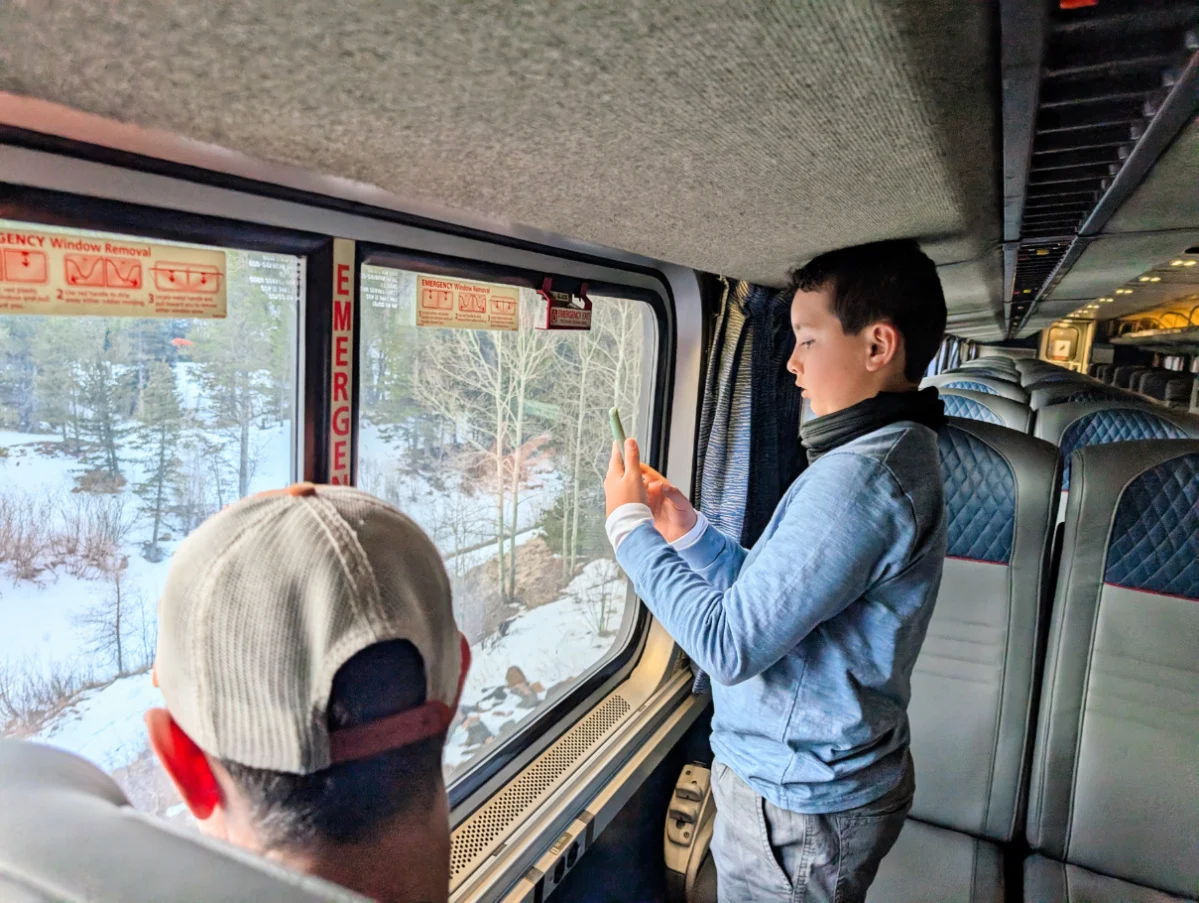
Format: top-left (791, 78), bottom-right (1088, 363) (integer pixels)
top-left (29, 670), bottom-right (161, 772)
top-left (445, 559), bottom-right (628, 772)
top-left (20, 559), bottom-right (629, 796)
top-left (0, 414), bottom-right (292, 678)
top-left (357, 422), bottom-right (562, 562)
top-left (4, 403), bottom-right (630, 813)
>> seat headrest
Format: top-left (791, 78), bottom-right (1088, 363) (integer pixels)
top-left (1034, 403), bottom-right (1199, 489)
top-left (939, 389), bottom-right (1031, 432)
top-left (923, 373), bottom-right (1029, 403)
top-left (0, 740), bottom-right (369, 903)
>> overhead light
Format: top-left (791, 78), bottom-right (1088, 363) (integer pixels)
top-left (1099, 297), bottom-right (1113, 303)
top-left (1139, 276), bottom-right (1152, 282)
top-left (1116, 288), bottom-right (1134, 294)
top-left (1149, 276), bottom-right (1162, 282)
top-left (1185, 260), bottom-right (1197, 268)
top-left (1172, 260), bottom-right (1186, 266)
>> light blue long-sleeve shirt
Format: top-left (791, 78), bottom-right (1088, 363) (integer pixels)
top-left (615, 421), bottom-right (946, 813)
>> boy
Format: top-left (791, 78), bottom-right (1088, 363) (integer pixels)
top-left (604, 239), bottom-right (948, 902)
top-left (146, 483), bottom-right (469, 903)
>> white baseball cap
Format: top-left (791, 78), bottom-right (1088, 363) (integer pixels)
top-left (154, 483), bottom-right (469, 774)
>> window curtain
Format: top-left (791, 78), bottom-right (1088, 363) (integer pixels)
top-left (688, 279), bottom-right (804, 694)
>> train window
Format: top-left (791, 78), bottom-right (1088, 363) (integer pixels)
top-left (357, 264), bottom-right (653, 782)
top-left (0, 219), bottom-right (300, 823)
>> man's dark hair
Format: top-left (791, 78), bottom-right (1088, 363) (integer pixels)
top-left (221, 640), bottom-right (443, 851)
top-left (786, 239), bottom-right (947, 381)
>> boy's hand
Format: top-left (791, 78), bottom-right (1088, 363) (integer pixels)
top-left (605, 439), bottom-right (649, 515)
top-left (641, 463), bottom-right (699, 542)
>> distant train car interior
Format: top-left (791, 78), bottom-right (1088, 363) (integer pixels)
top-left (0, 2), bottom-right (1197, 902)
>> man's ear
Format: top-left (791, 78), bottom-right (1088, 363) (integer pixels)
top-left (145, 708), bottom-right (222, 821)
top-left (864, 322), bottom-right (902, 372)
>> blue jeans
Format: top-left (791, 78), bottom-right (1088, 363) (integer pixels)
top-left (710, 756), bottom-right (914, 903)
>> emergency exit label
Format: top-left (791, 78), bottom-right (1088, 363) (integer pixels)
top-left (0, 226), bottom-right (227, 318)
top-left (329, 239), bottom-right (355, 486)
top-left (415, 274), bottom-right (519, 331)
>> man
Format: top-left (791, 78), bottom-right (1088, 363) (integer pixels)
top-left (146, 483), bottom-right (469, 903)
top-left (604, 239), bottom-right (948, 902)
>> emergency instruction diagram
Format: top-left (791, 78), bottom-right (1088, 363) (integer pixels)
top-left (0, 226), bottom-right (227, 318)
top-left (416, 274), bottom-right (519, 331)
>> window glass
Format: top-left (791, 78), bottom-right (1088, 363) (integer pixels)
top-left (358, 265), bottom-right (654, 780)
top-left (0, 220), bottom-right (300, 823)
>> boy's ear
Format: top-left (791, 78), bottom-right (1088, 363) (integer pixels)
top-left (864, 322), bottom-right (902, 372)
top-left (145, 708), bottom-right (223, 821)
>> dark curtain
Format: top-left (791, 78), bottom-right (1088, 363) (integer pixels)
top-left (687, 280), bottom-right (804, 694)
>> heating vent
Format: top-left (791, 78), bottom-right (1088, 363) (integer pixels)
top-left (1012, 240), bottom-right (1072, 299)
top-left (449, 693), bottom-right (632, 885)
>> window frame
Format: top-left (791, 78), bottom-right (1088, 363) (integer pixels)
top-left (354, 242), bottom-right (675, 808)
top-left (0, 183), bottom-right (326, 484)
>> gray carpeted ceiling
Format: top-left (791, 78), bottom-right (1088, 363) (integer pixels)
top-left (0, 0), bottom-right (1003, 328)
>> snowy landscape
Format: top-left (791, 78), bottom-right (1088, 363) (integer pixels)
top-left (1, 238), bottom-right (648, 822)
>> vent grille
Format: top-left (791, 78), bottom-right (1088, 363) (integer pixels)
top-left (1006, 0), bottom-right (1199, 335)
top-left (1012, 240), bottom-right (1072, 301)
top-left (1024, 4), bottom-right (1197, 239)
top-left (449, 693), bottom-right (631, 884)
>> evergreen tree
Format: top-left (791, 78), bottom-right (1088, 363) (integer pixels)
top-left (134, 361), bottom-right (183, 559)
top-left (186, 251), bottom-right (291, 498)
top-left (31, 317), bottom-right (87, 451)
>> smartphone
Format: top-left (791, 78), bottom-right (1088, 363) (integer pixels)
top-left (609, 406), bottom-right (627, 462)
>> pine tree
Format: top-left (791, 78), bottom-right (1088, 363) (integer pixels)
top-left (134, 361), bottom-right (183, 560)
top-left (31, 317), bottom-right (87, 451)
top-left (186, 251), bottom-right (290, 498)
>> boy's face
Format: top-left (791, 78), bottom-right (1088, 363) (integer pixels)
top-left (786, 287), bottom-right (905, 417)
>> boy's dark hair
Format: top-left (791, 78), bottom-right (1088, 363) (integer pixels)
top-left (786, 239), bottom-right (947, 381)
top-left (221, 639), bottom-right (444, 851)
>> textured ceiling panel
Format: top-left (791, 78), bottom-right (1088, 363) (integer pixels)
top-left (1105, 119), bottom-right (1199, 235)
top-left (1047, 232), bottom-right (1199, 303)
top-left (0, 0), bottom-right (1000, 308)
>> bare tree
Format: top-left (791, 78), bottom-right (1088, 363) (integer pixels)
top-left (415, 299), bottom-right (556, 603)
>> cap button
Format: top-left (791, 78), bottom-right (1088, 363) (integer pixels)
top-left (287, 482), bottom-right (318, 497)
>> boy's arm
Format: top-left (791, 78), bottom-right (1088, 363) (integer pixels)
top-left (615, 453), bottom-right (912, 685)
top-left (671, 514), bottom-right (748, 591)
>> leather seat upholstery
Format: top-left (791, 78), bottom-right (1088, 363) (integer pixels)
top-left (1137, 369), bottom-right (1182, 401)
top-left (1032, 402), bottom-right (1199, 490)
top-left (1024, 441), bottom-right (1199, 902)
top-left (870, 420), bottom-right (1060, 903)
top-left (939, 388), bottom-right (1032, 432)
top-left (1164, 376), bottom-right (1194, 409)
top-left (1112, 365), bottom-right (1148, 389)
top-left (1018, 363), bottom-right (1068, 387)
top-left (1027, 383), bottom-right (1135, 411)
top-left (922, 373), bottom-right (1030, 403)
top-left (0, 740), bottom-right (367, 902)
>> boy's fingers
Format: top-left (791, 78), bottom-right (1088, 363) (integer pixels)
top-left (608, 440), bottom-right (623, 476)
top-left (640, 462), bottom-right (667, 484)
top-left (624, 438), bottom-right (640, 476)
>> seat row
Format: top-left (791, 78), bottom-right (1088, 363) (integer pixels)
top-left (1090, 363), bottom-right (1197, 407)
top-left (921, 360), bottom-right (1199, 506)
top-left (870, 416), bottom-right (1199, 902)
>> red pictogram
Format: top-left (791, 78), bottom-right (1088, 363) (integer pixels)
top-left (421, 286), bottom-right (453, 309)
top-left (491, 295), bottom-right (516, 315)
top-left (64, 254), bottom-right (144, 289)
top-left (151, 262), bottom-right (223, 293)
top-left (459, 290), bottom-right (487, 313)
top-left (64, 254), bottom-right (108, 286)
top-left (1, 248), bottom-right (48, 284)
top-left (105, 259), bottom-right (142, 288)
